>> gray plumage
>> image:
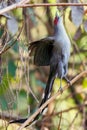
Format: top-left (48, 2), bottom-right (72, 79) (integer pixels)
top-left (29, 16), bottom-right (70, 77)
top-left (29, 13), bottom-right (71, 115)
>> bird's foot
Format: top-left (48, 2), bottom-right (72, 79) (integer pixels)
top-left (64, 77), bottom-right (71, 86)
top-left (58, 86), bottom-right (63, 94)
top-left (59, 77), bottom-right (63, 93)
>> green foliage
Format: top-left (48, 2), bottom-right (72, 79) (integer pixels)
top-left (8, 60), bottom-right (17, 77)
top-left (12, 41), bottom-right (19, 53)
top-left (48, 0), bottom-right (58, 18)
top-left (83, 78), bottom-right (87, 88)
top-left (16, 89), bottom-right (28, 116)
top-left (0, 75), bottom-right (14, 110)
top-left (0, 28), bottom-right (4, 37)
top-left (0, 75), bottom-right (9, 96)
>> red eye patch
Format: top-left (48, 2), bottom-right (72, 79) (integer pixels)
top-left (54, 17), bottom-right (58, 25)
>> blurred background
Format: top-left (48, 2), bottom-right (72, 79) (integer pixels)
top-left (0, 0), bottom-right (87, 130)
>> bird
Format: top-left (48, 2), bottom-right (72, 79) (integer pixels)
top-left (9, 11), bottom-right (71, 126)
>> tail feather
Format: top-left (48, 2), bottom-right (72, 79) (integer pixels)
top-left (9, 118), bottom-right (27, 124)
top-left (39, 73), bottom-right (54, 108)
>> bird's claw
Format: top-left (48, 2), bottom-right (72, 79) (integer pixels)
top-left (58, 86), bottom-right (63, 93)
top-left (67, 80), bottom-right (72, 86)
top-left (64, 77), bottom-right (71, 86)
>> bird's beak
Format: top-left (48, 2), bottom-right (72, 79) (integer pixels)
top-left (56, 11), bottom-right (59, 19)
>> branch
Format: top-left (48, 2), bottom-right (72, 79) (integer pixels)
top-left (0, 23), bottom-right (24, 55)
top-left (0, 0), bottom-right (30, 15)
top-left (17, 70), bottom-right (87, 130)
top-left (0, 3), bottom-right (87, 15)
top-left (0, 112), bottom-right (22, 121)
top-left (53, 103), bottom-right (87, 116)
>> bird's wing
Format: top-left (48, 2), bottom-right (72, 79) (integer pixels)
top-left (28, 37), bottom-right (54, 66)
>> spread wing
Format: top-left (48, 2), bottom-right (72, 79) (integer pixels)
top-left (28, 37), bottom-right (54, 66)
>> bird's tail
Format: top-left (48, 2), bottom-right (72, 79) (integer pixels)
top-left (32, 71), bottom-right (54, 122)
top-left (9, 71), bottom-right (54, 126)
top-left (39, 71), bottom-right (54, 108)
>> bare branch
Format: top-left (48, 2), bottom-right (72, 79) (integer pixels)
top-left (0, 3), bottom-right (87, 15)
top-left (0, 102), bottom-right (87, 122)
top-left (0, 0), bottom-right (30, 15)
top-left (0, 112), bottom-right (21, 121)
top-left (53, 103), bottom-right (87, 116)
top-left (0, 23), bottom-right (24, 55)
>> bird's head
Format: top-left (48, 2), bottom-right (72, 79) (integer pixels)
top-left (54, 12), bottom-right (60, 25)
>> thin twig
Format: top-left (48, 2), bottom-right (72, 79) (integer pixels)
top-left (0, 3), bottom-right (87, 15)
top-left (19, 47), bottom-right (39, 103)
top-left (19, 0), bottom-right (30, 4)
top-left (17, 70), bottom-right (87, 130)
top-left (0, 0), bottom-right (30, 15)
top-left (0, 24), bottom-right (23, 55)
top-left (58, 112), bottom-right (62, 130)
top-left (68, 111), bottom-right (79, 129)
top-left (0, 102), bottom-right (86, 122)
top-left (0, 112), bottom-right (22, 121)
top-left (52, 102), bottom-right (87, 116)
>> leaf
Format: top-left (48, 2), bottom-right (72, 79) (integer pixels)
top-left (0, 1), bottom-right (7, 8)
top-left (73, 27), bottom-right (82, 40)
top-left (0, 57), bottom-right (2, 83)
top-left (48, 0), bottom-right (58, 18)
top-left (0, 75), bottom-right (15, 110)
top-left (37, 80), bottom-right (46, 89)
top-left (7, 16), bottom-right (18, 35)
top-left (15, 0), bottom-right (21, 3)
top-left (78, 35), bottom-right (87, 50)
top-left (0, 1), bottom-right (11, 19)
top-left (8, 0), bottom-right (20, 5)
top-left (17, 89), bottom-right (28, 115)
top-left (83, 78), bottom-right (87, 88)
top-left (0, 27), bottom-right (4, 37)
top-left (12, 41), bottom-right (19, 52)
top-left (8, 60), bottom-right (17, 76)
top-left (83, 20), bottom-right (87, 32)
top-left (69, 0), bottom-right (84, 27)
top-left (0, 76), bottom-right (9, 96)
top-left (57, 0), bottom-right (68, 2)
top-left (75, 94), bottom-right (83, 102)
top-left (27, 8), bottom-right (37, 25)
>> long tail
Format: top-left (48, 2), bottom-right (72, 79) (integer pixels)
top-left (39, 71), bottom-right (54, 108)
top-left (9, 71), bottom-right (54, 126)
top-left (32, 71), bottom-right (54, 122)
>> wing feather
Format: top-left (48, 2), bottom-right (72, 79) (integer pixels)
top-left (28, 37), bottom-right (54, 66)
